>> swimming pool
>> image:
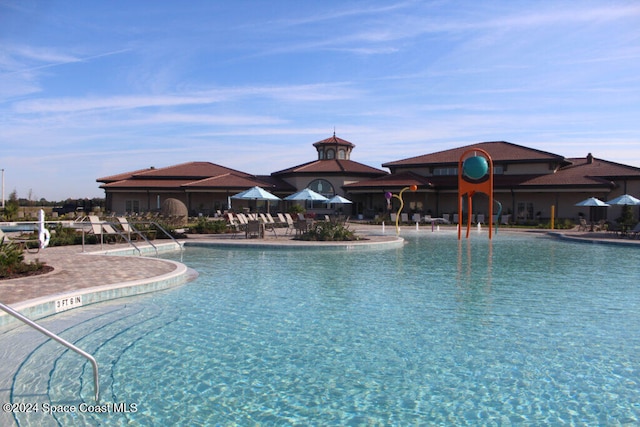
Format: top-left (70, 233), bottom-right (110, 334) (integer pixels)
top-left (6, 232), bottom-right (640, 425)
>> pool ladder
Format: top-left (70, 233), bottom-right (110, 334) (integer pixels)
top-left (0, 302), bottom-right (100, 402)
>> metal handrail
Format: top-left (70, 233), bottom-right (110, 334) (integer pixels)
top-left (79, 218), bottom-right (142, 255)
top-left (2, 217), bottom-right (183, 255)
top-left (129, 221), bottom-right (184, 255)
top-left (0, 302), bottom-right (100, 402)
top-left (134, 220), bottom-right (184, 252)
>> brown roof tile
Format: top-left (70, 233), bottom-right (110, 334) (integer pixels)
top-left (273, 159), bottom-right (387, 176)
top-left (344, 172), bottom-right (432, 189)
top-left (96, 167), bottom-right (156, 183)
top-left (133, 161), bottom-right (252, 179)
top-left (383, 141), bottom-right (566, 168)
top-left (312, 135), bottom-right (355, 148)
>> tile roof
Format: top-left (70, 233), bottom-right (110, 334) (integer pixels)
top-left (344, 172), bottom-right (432, 189)
top-left (383, 141), bottom-right (566, 168)
top-left (273, 159), bottom-right (387, 176)
top-left (312, 134), bottom-right (355, 148)
top-left (521, 156), bottom-right (639, 188)
top-left (96, 167), bottom-right (157, 184)
top-left (181, 173), bottom-right (273, 189)
top-left (98, 161), bottom-right (265, 191)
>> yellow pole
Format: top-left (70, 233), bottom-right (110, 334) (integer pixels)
top-left (550, 205), bottom-right (555, 229)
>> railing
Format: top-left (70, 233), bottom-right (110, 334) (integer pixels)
top-left (129, 220), bottom-right (184, 254)
top-left (77, 218), bottom-right (184, 255)
top-left (0, 302), bottom-right (100, 402)
top-left (1, 217), bottom-right (184, 256)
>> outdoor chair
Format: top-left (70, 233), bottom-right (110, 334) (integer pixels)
top-left (117, 217), bottom-right (149, 241)
top-left (259, 214), bottom-right (278, 238)
top-left (245, 220), bottom-right (263, 239)
top-left (578, 218), bottom-right (589, 231)
top-left (279, 213), bottom-right (295, 235)
top-left (629, 222), bottom-right (640, 239)
top-left (226, 213), bottom-right (243, 238)
top-left (593, 219), bottom-right (607, 232)
top-left (87, 215), bottom-right (124, 246)
top-left (296, 218), bottom-right (312, 235)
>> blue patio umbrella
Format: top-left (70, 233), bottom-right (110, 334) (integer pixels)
top-left (575, 197), bottom-right (609, 207)
top-left (285, 188), bottom-right (329, 210)
top-left (284, 188), bottom-right (329, 202)
top-left (231, 186), bottom-right (280, 212)
top-left (231, 186), bottom-right (281, 201)
top-left (607, 194), bottom-right (640, 205)
top-left (326, 195), bottom-right (352, 204)
top-left (575, 197), bottom-right (609, 222)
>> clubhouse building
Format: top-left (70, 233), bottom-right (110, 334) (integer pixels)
top-left (97, 136), bottom-right (640, 223)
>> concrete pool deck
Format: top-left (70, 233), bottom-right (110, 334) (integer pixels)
top-left (1, 224), bottom-right (638, 326)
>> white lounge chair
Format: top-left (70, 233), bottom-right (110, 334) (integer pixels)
top-left (88, 215), bottom-right (123, 247)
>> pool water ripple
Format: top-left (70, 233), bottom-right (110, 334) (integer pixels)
top-left (10, 232), bottom-right (640, 425)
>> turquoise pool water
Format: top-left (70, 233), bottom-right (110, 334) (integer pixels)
top-left (8, 232), bottom-right (640, 425)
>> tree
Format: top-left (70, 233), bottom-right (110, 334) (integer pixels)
top-left (617, 204), bottom-right (634, 228)
top-left (2, 190), bottom-right (19, 220)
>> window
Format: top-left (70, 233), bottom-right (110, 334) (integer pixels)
top-left (517, 202), bottom-right (534, 220)
top-left (338, 149), bottom-right (345, 159)
top-left (308, 179), bottom-right (334, 198)
top-left (125, 200), bottom-right (140, 214)
top-left (326, 149), bottom-right (335, 159)
top-left (433, 167), bottom-right (458, 176)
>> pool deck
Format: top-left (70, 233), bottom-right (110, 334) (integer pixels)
top-left (1, 224), bottom-right (638, 325)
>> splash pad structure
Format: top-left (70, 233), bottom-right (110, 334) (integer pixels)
top-left (458, 148), bottom-right (495, 240)
top-left (385, 185), bottom-right (418, 235)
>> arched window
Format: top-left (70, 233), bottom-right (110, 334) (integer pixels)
top-left (308, 179), bottom-right (334, 198)
top-left (338, 149), bottom-right (346, 159)
top-left (326, 149), bottom-right (335, 159)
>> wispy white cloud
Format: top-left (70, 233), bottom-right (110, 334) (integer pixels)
top-left (1, 46), bottom-right (132, 76)
top-left (12, 82), bottom-right (360, 114)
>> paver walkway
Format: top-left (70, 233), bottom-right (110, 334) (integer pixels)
top-left (1, 244), bottom-right (178, 305)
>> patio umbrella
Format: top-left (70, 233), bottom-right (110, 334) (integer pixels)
top-left (326, 195), bottom-right (352, 204)
top-left (231, 186), bottom-right (281, 201)
top-left (575, 197), bottom-right (609, 207)
top-left (607, 194), bottom-right (640, 205)
top-left (575, 197), bottom-right (609, 222)
top-left (284, 188), bottom-right (329, 202)
top-left (231, 186), bottom-right (280, 212)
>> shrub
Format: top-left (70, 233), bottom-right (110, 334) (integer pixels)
top-left (190, 217), bottom-right (228, 234)
top-left (0, 238), bottom-right (46, 279)
top-left (288, 205), bottom-right (305, 216)
top-left (48, 224), bottom-right (98, 246)
top-left (296, 221), bottom-right (361, 241)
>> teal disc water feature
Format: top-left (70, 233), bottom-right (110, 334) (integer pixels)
top-left (462, 155), bottom-right (489, 180)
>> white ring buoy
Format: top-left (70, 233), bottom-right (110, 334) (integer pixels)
top-left (39, 227), bottom-right (50, 249)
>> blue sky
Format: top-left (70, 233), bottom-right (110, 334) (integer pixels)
top-left (1, 0), bottom-right (640, 201)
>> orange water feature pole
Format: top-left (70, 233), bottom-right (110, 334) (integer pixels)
top-left (458, 148), bottom-right (494, 240)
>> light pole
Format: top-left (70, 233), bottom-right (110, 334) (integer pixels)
top-left (1, 169), bottom-right (4, 209)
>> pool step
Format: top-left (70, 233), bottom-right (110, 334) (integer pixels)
top-left (6, 300), bottom-right (175, 426)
